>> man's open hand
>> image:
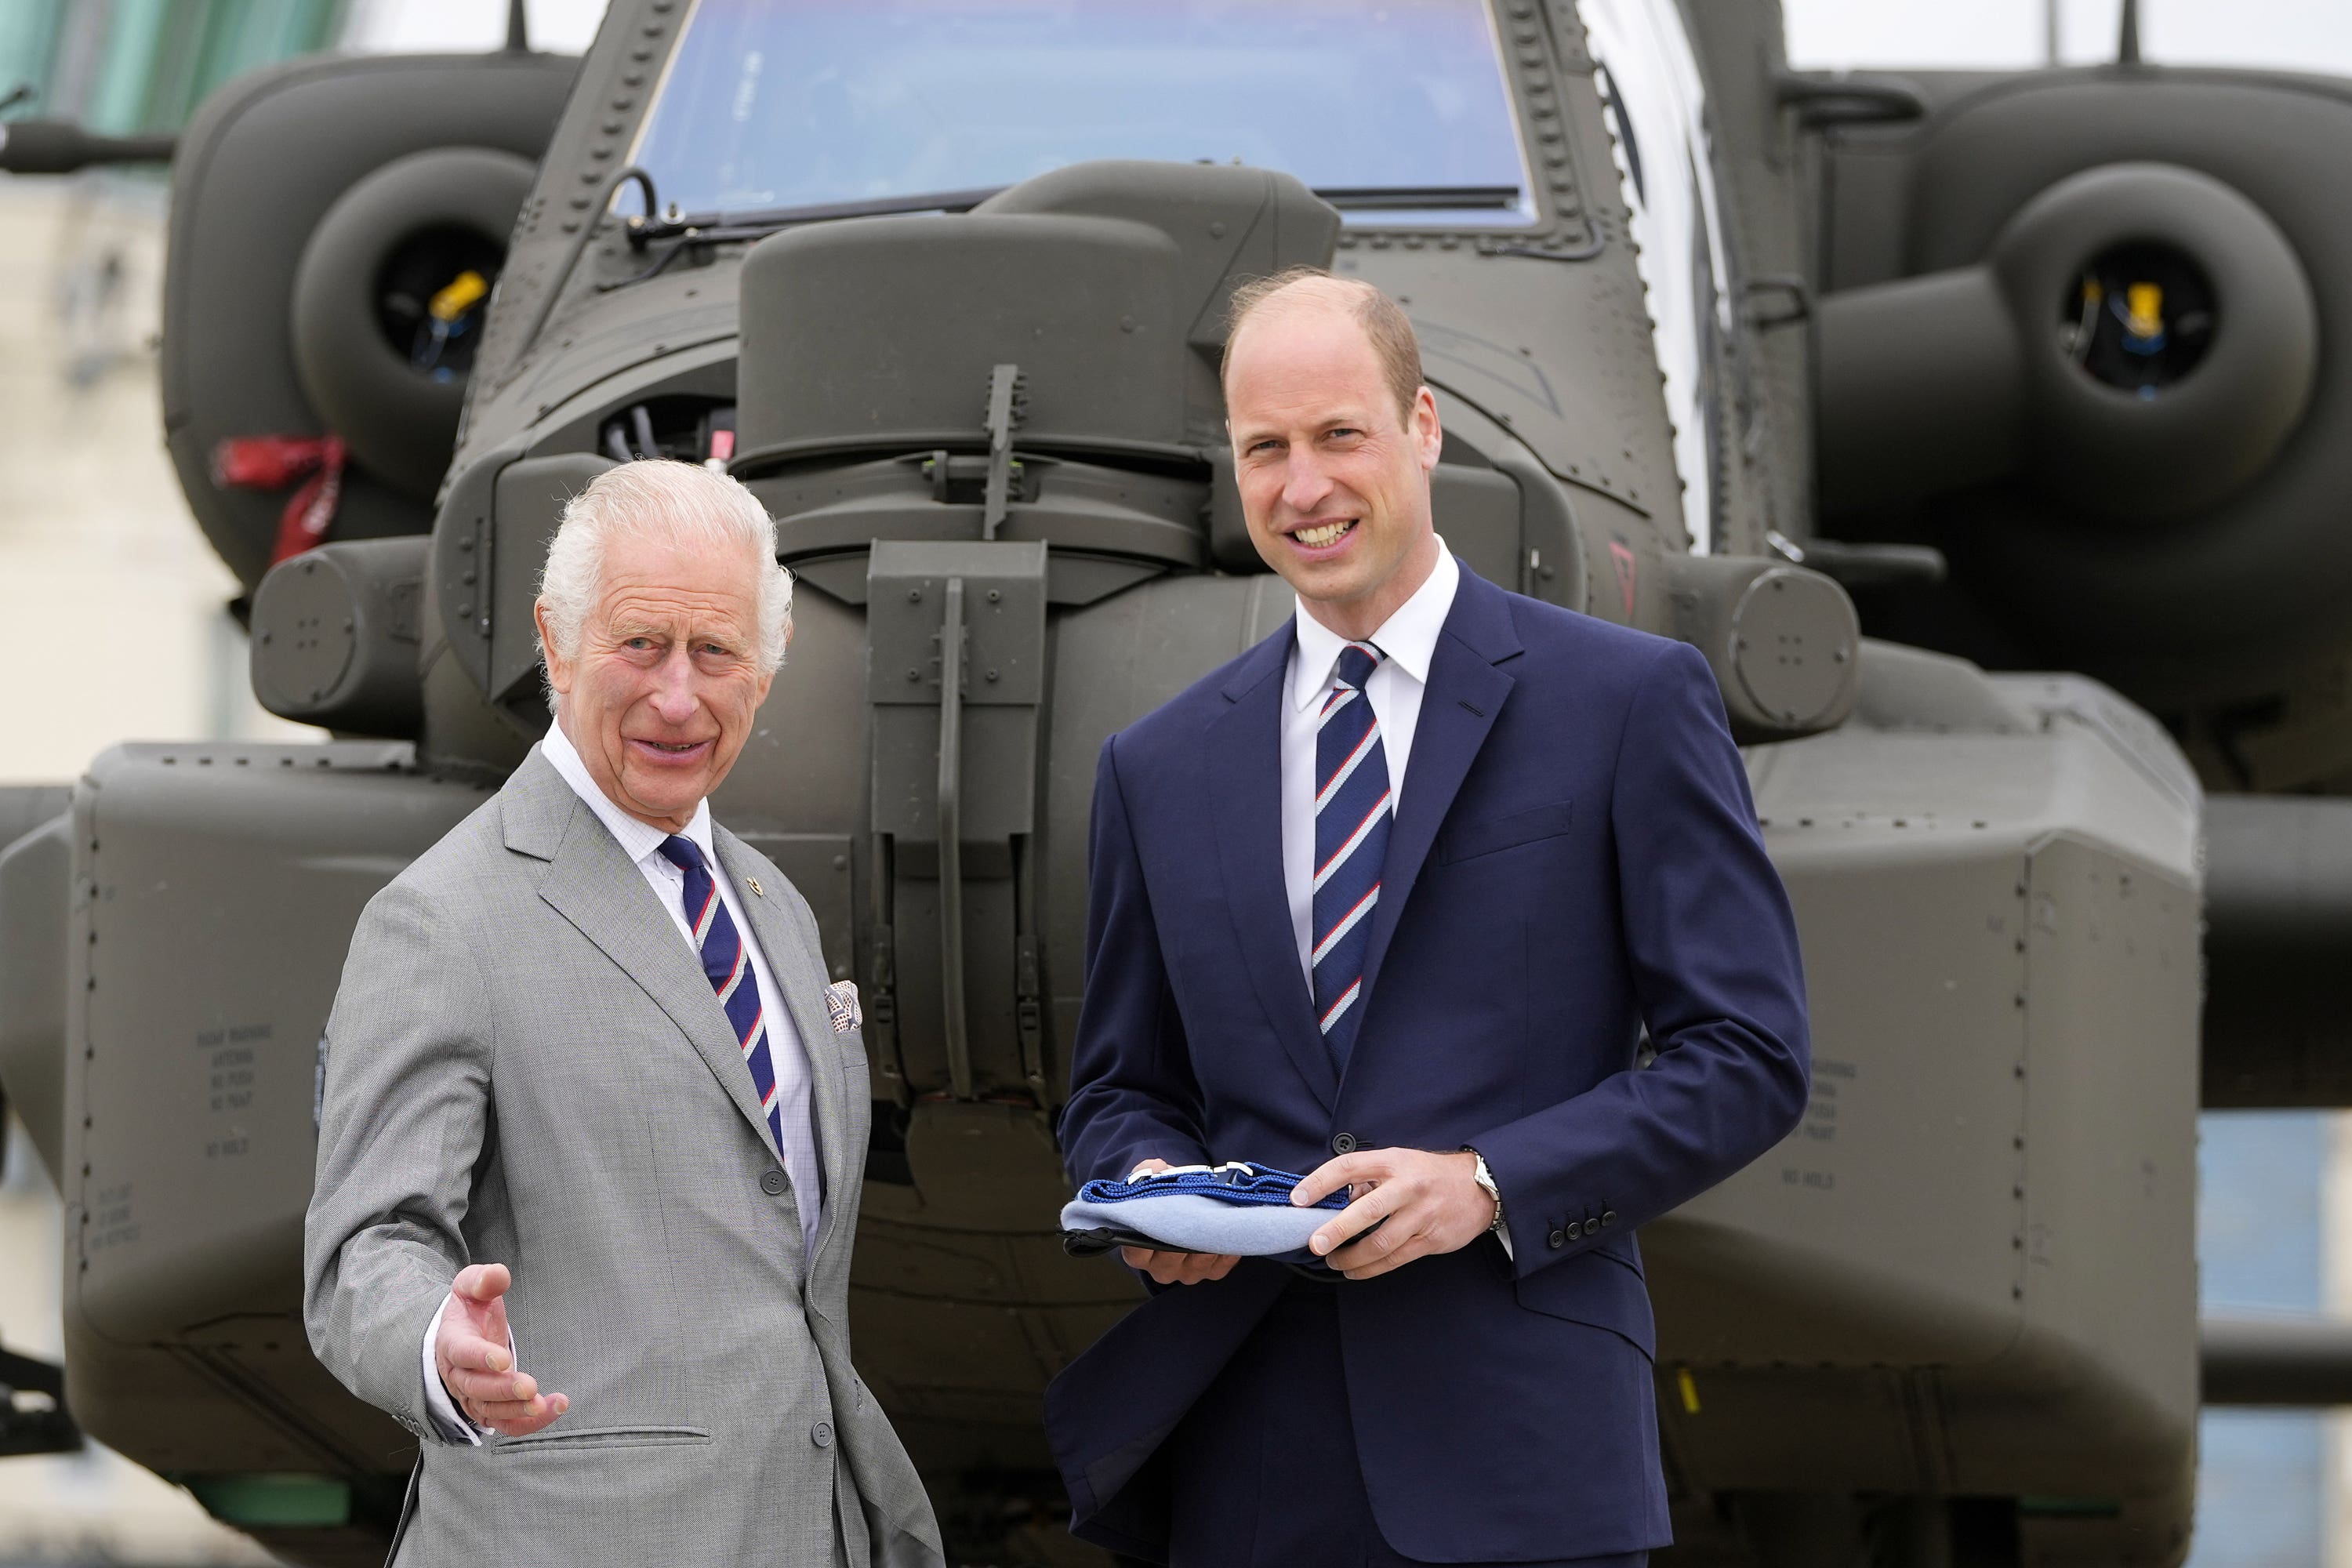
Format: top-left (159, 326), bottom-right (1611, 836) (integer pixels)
top-left (1293, 1148), bottom-right (1497, 1280)
top-left (1116, 1158), bottom-right (1241, 1286)
top-left (435, 1263), bottom-right (569, 1436)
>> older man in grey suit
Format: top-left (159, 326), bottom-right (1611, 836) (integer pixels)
top-left (304, 460), bottom-right (942, 1566)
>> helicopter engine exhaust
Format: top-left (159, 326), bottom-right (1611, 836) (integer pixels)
top-left (1817, 162), bottom-right (2315, 524)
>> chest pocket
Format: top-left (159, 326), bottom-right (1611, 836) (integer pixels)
top-left (1439, 799), bottom-right (1574, 864)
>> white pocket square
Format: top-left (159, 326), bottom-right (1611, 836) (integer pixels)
top-left (823, 980), bottom-right (862, 1033)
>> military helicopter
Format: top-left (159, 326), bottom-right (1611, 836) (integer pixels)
top-left (3, 0), bottom-right (2349, 1563)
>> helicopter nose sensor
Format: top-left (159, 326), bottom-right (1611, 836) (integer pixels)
top-left (155, 50), bottom-right (578, 597)
top-left (289, 147), bottom-right (539, 503)
top-left (2060, 241), bottom-right (2217, 396)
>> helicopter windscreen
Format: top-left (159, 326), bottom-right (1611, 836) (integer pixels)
top-left (629, 0), bottom-right (1537, 227)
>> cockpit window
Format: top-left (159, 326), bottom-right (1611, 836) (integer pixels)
top-left (630, 0), bottom-right (1536, 227)
top-left (1581, 0), bottom-right (1731, 554)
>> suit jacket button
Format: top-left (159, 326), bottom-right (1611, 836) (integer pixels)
top-left (1583, 1218), bottom-right (1601, 1237)
top-left (1330, 1132), bottom-right (1357, 1155)
top-left (1547, 1228), bottom-right (1569, 1250)
top-left (1601, 1210), bottom-right (1618, 1227)
top-left (760, 1169), bottom-right (787, 1196)
top-left (811, 1421), bottom-right (833, 1448)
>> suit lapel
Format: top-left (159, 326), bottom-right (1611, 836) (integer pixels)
top-left (712, 829), bottom-right (851, 1257)
top-left (1207, 628), bottom-right (1341, 1109)
top-left (1355, 569), bottom-right (1523, 1030)
top-left (509, 759), bottom-right (780, 1157)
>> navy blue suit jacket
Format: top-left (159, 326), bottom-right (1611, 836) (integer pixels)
top-left (1047, 564), bottom-right (1810, 1563)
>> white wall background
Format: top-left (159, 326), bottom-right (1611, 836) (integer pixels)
top-left (0, 178), bottom-right (293, 1563)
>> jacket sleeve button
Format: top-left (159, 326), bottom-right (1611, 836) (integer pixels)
top-left (1547, 1228), bottom-right (1569, 1250)
top-left (1583, 1218), bottom-right (1601, 1236)
top-left (1601, 1210), bottom-right (1618, 1227)
top-left (1330, 1132), bottom-right (1358, 1155)
top-left (760, 1169), bottom-right (787, 1196)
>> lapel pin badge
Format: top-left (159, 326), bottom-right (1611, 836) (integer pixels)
top-left (746, 876), bottom-right (764, 898)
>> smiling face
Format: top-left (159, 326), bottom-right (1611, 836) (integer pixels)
top-left (535, 528), bottom-right (775, 832)
top-left (1225, 296), bottom-right (1443, 641)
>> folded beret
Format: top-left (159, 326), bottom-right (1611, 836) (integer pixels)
top-left (1060, 1162), bottom-right (1346, 1259)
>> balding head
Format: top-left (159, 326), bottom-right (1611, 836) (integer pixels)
top-left (1218, 267), bottom-right (1445, 643)
top-left (1222, 267), bottom-right (1425, 423)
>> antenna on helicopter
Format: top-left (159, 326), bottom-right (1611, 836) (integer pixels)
top-left (2118, 0), bottom-right (2143, 65)
top-left (505, 0), bottom-right (531, 53)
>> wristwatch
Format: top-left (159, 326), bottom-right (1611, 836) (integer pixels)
top-left (1465, 1149), bottom-right (1507, 1236)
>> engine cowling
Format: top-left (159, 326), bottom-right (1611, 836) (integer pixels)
top-left (162, 50), bottom-right (575, 593)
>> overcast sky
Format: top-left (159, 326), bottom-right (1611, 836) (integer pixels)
top-left (339, 0), bottom-right (607, 53)
top-left (341, 1), bottom-right (2352, 87)
top-left (1786, 0), bottom-right (2352, 74)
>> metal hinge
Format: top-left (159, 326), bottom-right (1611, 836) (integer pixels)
top-left (866, 920), bottom-right (906, 1094)
top-left (1014, 933), bottom-right (1047, 1098)
top-left (982, 362), bottom-right (1029, 539)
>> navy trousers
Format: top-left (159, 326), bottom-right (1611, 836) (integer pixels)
top-left (1160, 1283), bottom-right (1651, 1568)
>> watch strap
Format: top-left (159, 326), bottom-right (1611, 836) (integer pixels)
top-left (1465, 1149), bottom-right (1506, 1235)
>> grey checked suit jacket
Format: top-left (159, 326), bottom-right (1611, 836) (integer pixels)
top-left (303, 750), bottom-right (942, 1566)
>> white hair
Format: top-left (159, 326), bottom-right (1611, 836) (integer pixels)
top-left (535, 459), bottom-right (793, 713)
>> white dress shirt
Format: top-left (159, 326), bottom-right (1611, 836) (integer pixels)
top-left (1278, 543), bottom-right (1508, 1254)
top-left (1282, 541), bottom-right (1460, 985)
top-left (423, 720), bottom-right (822, 1441)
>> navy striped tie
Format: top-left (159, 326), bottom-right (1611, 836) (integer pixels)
top-left (1312, 641), bottom-right (1393, 1069)
top-left (659, 836), bottom-right (785, 1152)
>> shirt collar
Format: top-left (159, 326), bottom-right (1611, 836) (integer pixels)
top-left (538, 713), bottom-right (716, 867)
top-left (1289, 539), bottom-right (1461, 711)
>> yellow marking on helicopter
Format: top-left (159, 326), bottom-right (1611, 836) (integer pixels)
top-left (430, 269), bottom-right (490, 324)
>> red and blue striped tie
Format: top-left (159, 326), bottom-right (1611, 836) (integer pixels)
top-left (1312, 641), bottom-right (1392, 1069)
top-left (659, 836), bottom-right (785, 1152)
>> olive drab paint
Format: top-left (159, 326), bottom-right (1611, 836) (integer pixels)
top-left (2, 2), bottom-right (2350, 1563)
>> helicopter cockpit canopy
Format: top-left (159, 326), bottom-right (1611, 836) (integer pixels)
top-left (626, 0), bottom-right (1541, 228)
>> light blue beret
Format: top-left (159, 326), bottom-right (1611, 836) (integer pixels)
top-left (1060, 1163), bottom-right (1347, 1259)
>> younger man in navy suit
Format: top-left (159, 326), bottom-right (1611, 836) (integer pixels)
top-left (1048, 268), bottom-right (1811, 1566)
